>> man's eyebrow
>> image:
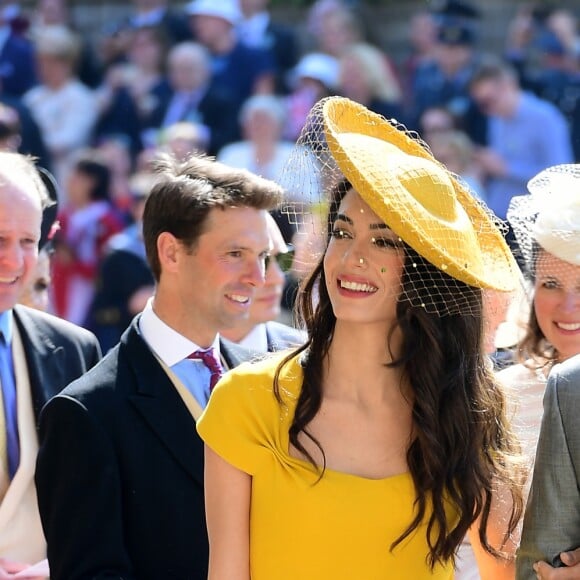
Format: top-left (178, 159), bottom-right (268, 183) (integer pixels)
top-left (334, 213), bottom-right (353, 225)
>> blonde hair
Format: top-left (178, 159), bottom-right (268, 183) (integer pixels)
top-left (33, 24), bottom-right (80, 64)
top-left (341, 42), bottom-right (402, 102)
top-left (428, 130), bottom-right (474, 171)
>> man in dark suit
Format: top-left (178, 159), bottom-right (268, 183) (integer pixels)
top-left (0, 153), bottom-right (100, 576)
top-left (35, 153), bottom-right (283, 580)
top-left (221, 212), bottom-right (305, 352)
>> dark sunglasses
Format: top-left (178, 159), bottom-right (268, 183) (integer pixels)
top-left (265, 245), bottom-right (295, 273)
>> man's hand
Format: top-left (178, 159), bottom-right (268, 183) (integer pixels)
top-left (534, 549), bottom-right (580, 579)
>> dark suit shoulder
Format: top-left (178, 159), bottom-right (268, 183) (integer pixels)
top-left (13, 304), bottom-right (99, 347)
top-left (55, 321), bottom-right (166, 412)
top-left (56, 342), bottom-right (124, 404)
top-left (220, 337), bottom-right (259, 368)
top-left (265, 321), bottom-right (306, 352)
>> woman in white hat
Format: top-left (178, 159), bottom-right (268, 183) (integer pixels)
top-left (499, 164), bottom-right (580, 579)
top-left (500, 165), bottom-right (580, 463)
top-left (455, 165), bottom-right (580, 580)
top-left (197, 97), bottom-right (524, 579)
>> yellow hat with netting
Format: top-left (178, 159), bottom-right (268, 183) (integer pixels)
top-left (280, 96), bottom-right (521, 316)
top-left (321, 96), bottom-right (518, 291)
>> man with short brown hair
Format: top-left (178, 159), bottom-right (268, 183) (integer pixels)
top-left (35, 153), bottom-right (283, 580)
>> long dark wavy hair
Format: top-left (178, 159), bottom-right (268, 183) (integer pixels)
top-left (274, 180), bottom-right (524, 569)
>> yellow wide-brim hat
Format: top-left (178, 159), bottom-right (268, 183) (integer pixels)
top-left (321, 97), bottom-right (519, 292)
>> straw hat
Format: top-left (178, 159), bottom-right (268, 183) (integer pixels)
top-left (507, 164), bottom-right (580, 272)
top-left (320, 97), bottom-right (519, 291)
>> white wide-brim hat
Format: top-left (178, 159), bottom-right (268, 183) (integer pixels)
top-left (507, 164), bottom-right (580, 271)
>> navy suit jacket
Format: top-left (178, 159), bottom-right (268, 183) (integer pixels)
top-left (264, 21), bottom-right (298, 94)
top-left (149, 83), bottom-right (240, 155)
top-left (12, 304), bottom-right (101, 425)
top-left (0, 33), bottom-right (36, 97)
top-left (36, 317), bottom-right (254, 580)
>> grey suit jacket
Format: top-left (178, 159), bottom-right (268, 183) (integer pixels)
top-left (265, 320), bottom-right (306, 353)
top-left (516, 356), bottom-right (580, 579)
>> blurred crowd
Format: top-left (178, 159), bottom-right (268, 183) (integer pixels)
top-left (1, 0), bottom-right (578, 351)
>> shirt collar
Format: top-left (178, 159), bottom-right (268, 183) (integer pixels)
top-left (0, 310), bottom-right (13, 343)
top-left (138, 298), bottom-right (220, 367)
top-left (130, 7), bottom-right (166, 28)
top-left (237, 323), bottom-right (268, 353)
top-left (238, 11), bottom-right (270, 40)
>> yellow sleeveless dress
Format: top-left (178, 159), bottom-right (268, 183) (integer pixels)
top-left (197, 354), bottom-right (456, 580)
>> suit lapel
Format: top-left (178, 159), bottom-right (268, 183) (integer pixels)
top-left (12, 306), bottom-right (65, 421)
top-left (219, 337), bottom-right (257, 369)
top-left (125, 326), bottom-right (258, 486)
top-left (124, 321), bottom-right (205, 486)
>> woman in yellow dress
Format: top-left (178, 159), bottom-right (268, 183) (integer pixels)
top-left (197, 97), bottom-right (524, 579)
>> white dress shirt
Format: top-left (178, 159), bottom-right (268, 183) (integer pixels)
top-left (139, 299), bottom-right (221, 408)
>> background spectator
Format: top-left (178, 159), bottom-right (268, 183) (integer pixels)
top-left (186, 0), bottom-right (275, 119)
top-left (237, 0), bottom-right (299, 94)
top-left (158, 120), bottom-right (207, 162)
top-left (218, 94), bottom-right (293, 186)
top-left (400, 10), bottom-right (439, 106)
top-left (0, 0), bottom-right (36, 97)
top-left (427, 129), bottom-right (487, 202)
top-left (283, 52), bottom-right (339, 141)
top-left (411, 16), bottom-right (487, 144)
top-left (305, 0), bottom-right (362, 58)
top-left (220, 212), bottom-right (304, 351)
top-left (148, 41), bottom-right (239, 156)
top-left (337, 42), bottom-right (405, 123)
top-left (94, 135), bottom-right (136, 220)
top-left (98, 0), bottom-right (191, 71)
top-left (87, 171), bottom-right (156, 353)
top-left (469, 55), bottom-right (574, 223)
top-left (418, 104), bottom-right (460, 140)
top-left (29, 0), bottom-right (102, 88)
top-left (51, 151), bottom-right (124, 326)
top-left (24, 25), bottom-right (98, 192)
top-left (95, 24), bottom-right (171, 157)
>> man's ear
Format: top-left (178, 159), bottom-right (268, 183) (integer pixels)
top-left (157, 232), bottom-right (180, 274)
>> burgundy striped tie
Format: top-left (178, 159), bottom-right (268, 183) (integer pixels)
top-left (188, 348), bottom-right (223, 392)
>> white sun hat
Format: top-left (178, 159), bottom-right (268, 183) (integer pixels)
top-left (507, 164), bottom-right (580, 272)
